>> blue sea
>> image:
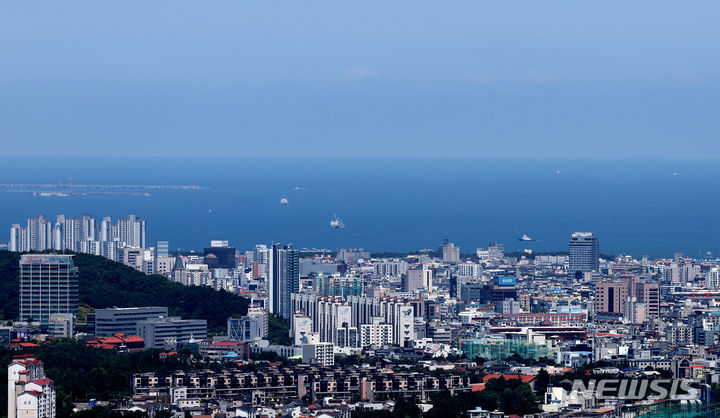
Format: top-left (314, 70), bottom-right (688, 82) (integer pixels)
top-left (1, 157), bottom-right (718, 258)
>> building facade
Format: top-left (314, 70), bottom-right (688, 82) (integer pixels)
top-left (19, 255), bottom-right (79, 324)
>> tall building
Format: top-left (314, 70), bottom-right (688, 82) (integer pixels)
top-left (291, 294), bottom-right (417, 346)
top-left (27, 214), bottom-right (53, 252)
top-left (403, 266), bottom-right (433, 292)
top-left (19, 255), bottom-right (79, 324)
top-left (268, 243), bottom-right (299, 319)
top-left (488, 242), bottom-right (505, 264)
top-left (8, 355), bottom-right (56, 418)
top-left (569, 232), bottom-right (599, 276)
top-left (441, 241), bottom-right (460, 263)
top-left (118, 215), bottom-right (146, 249)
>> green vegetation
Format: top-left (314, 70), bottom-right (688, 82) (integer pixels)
top-left (351, 397), bottom-right (422, 418)
top-left (0, 339), bottom-right (198, 418)
top-left (267, 314), bottom-right (292, 345)
top-left (425, 377), bottom-right (539, 417)
top-left (0, 251), bottom-right (248, 332)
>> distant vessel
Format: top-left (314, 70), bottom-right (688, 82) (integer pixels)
top-left (518, 233), bottom-right (536, 242)
top-left (330, 214), bottom-right (345, 229)
top-left (293, 186), bottom-right (305, 191)
top-left (280, 197), bottom-right (290, 206)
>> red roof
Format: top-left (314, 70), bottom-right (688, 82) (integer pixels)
top-left (30, 379), bottom-right (53, 386)
top-left (483, 374), bottom-right (536, 384)
top-left (471, 383), bottom-right (486, 392)
top-left (211, 341), bottom-right (245, 346)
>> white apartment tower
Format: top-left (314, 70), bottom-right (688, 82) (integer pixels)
top-left (8, 355), bottom-right (56, 418)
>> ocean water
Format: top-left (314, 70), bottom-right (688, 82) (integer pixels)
top-left (1, 157), bottom-right (718, 258)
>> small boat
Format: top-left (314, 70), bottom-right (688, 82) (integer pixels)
top-left (330, 214), bottom-right (345, 229)
top-left (518, 233), bottom-right (536, 242)
top-left (280, 197), bottom-right (290, 206)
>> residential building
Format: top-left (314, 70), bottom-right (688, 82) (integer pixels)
top-left (8, 355), bottom-right (56, 418)
top-left (268, 243), bottom-right (299, 319)
top-left (302, 343), bottom-right (335, 366)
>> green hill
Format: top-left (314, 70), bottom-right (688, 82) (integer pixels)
top-left (0, 251), bottom-right (248, 333)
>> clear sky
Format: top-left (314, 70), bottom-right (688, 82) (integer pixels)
top-left (1, 1), bottom-right (718, 158)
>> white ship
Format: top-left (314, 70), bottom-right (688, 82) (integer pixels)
top-left (518, 233), bottom-right (536, 242)
top-left (330, 215), bottom-right (345, 229)
top-left (280, 197), bottom-right (290, 206)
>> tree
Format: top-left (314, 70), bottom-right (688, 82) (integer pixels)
top-left (535, 368), bottom-right (550, 396)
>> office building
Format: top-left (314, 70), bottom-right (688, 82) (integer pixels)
top-left (268, 243), bottom-right (299, 319)
top-left (136, 317), bottom-right (208, 349)
top-left (93, 307), bottom-right (169, 337)
top-left (227, 307), bottom-right (268, 342)
top-left (19, 255), bottom-right (79, 324)
top-left (337, 248), bottom-right (370, 264)
top-left (204, 241), bottom-right (237, 269)
top-left (48, 314), bottom-right (74, 338)
top-left (594, 278), bottom-right (659, 318)
top-left (569, 232), bottom-right (599, 276)
top-left (156, 241), bottom-right (169, 258)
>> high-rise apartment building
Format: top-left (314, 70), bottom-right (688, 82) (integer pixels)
top-left (569, 232), bottom-right (599, 276)
top-left (268, 243), bottom-right (299, 319)
top-left (488, 242), bottom-right (505, 264)
top-left (19, 255), bottom-right (79, 324)
top-left (441, 241), bottom-right (460, 263)
top-left (118, 214), bottom-right (146, 249)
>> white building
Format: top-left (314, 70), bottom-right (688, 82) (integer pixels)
top-left (457, 263), bottom-right (481, 279)
top-left (707, 267), bottom-right (720, 289)
top-left (360, 319), bottom-right (393, 348)
top-left (442, 242), bottom-right (460, 263)
top-left (302, 343), bottom-right (334, 366)
top-left (8, 355), bottom-right (56, 418)
top-left (293, 314), bottom-right (314, 345)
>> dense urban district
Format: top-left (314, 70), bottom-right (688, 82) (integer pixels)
top-left (3, 213), bottom-right (720, 418)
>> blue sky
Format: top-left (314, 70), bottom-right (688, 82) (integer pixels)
top-left (1, 1), bottom-right (718, 158)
